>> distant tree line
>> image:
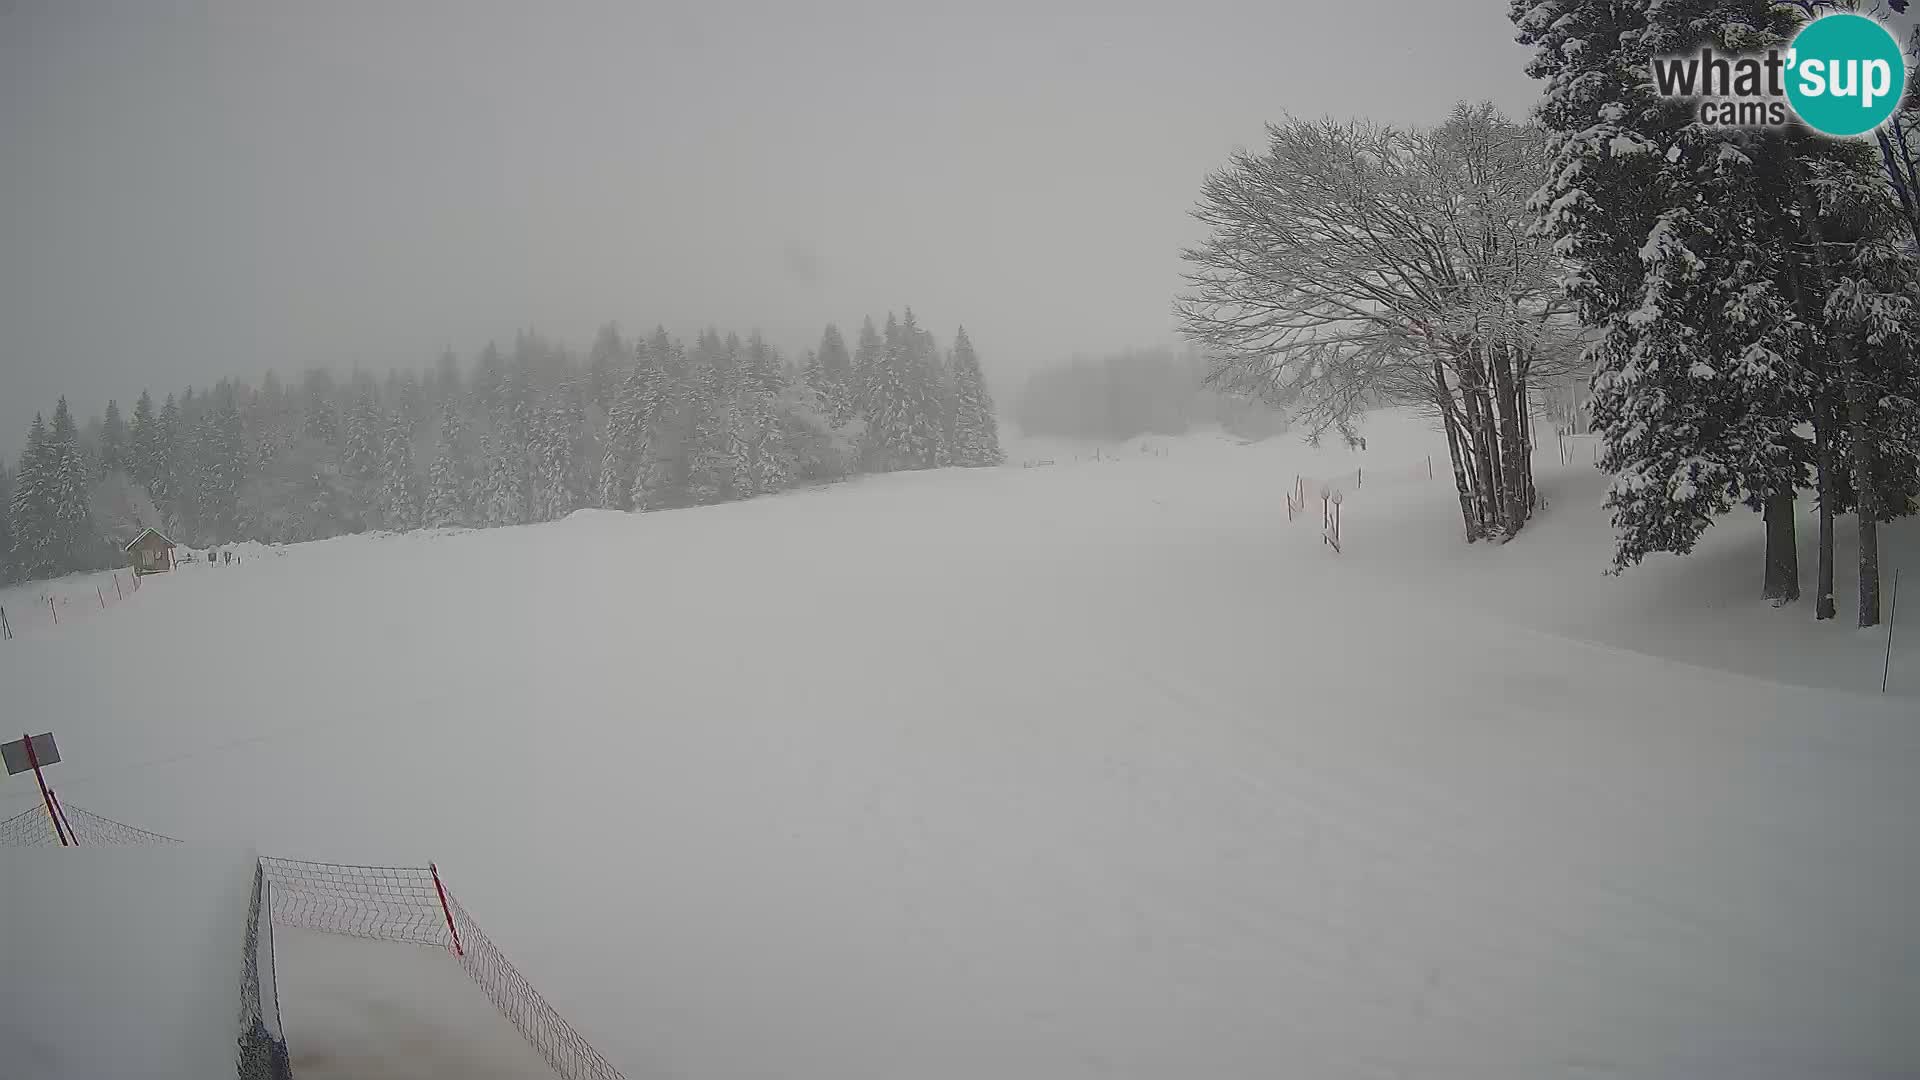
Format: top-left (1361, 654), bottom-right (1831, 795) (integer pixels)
top-left (0, 310), bottom-right (1001, 584)
top-left (1011, 346), bottom-right (1287, 443)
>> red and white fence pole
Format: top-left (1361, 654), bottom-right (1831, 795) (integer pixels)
top-left (430, 862), bottom-right (465, 957)
top-left (23, 733), bottom-right (68, 846)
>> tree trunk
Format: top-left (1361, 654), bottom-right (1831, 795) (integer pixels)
top-left (1848, 384), bottom-right (1882, 627)
top-left (1875, 128), bottom-right (1920, 245)
top-left (1516, 356), bottom-right (1538, 512)
top-left (1459, 354), bottom-right (1502, 536)
top-left (1489, 344), bottom-right (1530, 533)
top-left (1763, 490), bottom-right (1800, 603)
top-left (1435, 361), bottom-right (1480, 542)
top-left (1815, 402), bottom-right (1838, 621)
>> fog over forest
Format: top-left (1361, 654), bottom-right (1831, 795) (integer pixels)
top-left (0, 2), bottom-right (1545, 453)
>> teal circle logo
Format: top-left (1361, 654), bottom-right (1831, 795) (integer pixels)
top-left (1786, 13), bottom-right (1907, 137)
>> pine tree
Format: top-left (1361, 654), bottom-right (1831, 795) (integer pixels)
top-left (100, 399), bottom-right (128, 476)
top-left (863, 311), bottom-right (943, 471)
top-left (195, 383), bottom-right (244, 542)
top-left (632, 328), bottom-right (687, 511)
top-left (924, 333), bottom-right (958, 467)
top-left (379, 409), bottom-right (422, 531)
top-left (601, 339), bottom-right (675, 511)
top-left (153, 392), bottom-right (181, 516)
top-left (743, 332), bottom-right (786, 396)
top-left (45, 398), bottom-right (99, 572)
top-left (684, 354), bottom-right (734, 504)
top-left (10, 414), bottom-right (52, 579)
top-left (852, 317), bottom-right (884, 427)
top-left (586, 323), bottom-right (626, 409)
top-left (128, 391), bottom-right (161, 495)
top-left (0, 465), bottom-right (14, 585)
top-left (598, 357), bottom-right (645, 511)
top-left (810, 324), bottom-right (855, 426)
top-left (476, 430), bottom-right (525, 527)
top-left (1515, 0), bottom-right (1808, 576)
top-left (531, 382), bottom-right (587, 521)
top-left (342, 388), bottom-right (387, 528)
top-left (950, 326), bottom-right (1003, 465)
top-left (745, 389), bottom-right (793, 495)
top-left (424, 400), bottom-right (471, 528)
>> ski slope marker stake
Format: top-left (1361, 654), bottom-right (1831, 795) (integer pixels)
top-left (6, 732), bottom-right (67, 845)
top-left (430, 862), bottom-right (464, 957)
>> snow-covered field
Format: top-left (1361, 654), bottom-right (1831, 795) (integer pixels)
top-left (3, 410), bottom-right (1917, 1079)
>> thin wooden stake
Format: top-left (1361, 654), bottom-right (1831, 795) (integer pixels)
top-left (1883, 568), bottom-right (1901, 694)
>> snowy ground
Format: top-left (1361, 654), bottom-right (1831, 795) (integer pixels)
top-left (3, 410), bottom-right (1917, 1079)
top-left (274, 927), bottom-right (556, 1080)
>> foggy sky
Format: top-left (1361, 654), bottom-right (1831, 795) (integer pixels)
top-left (0, 1), bottom-right (1538, 451)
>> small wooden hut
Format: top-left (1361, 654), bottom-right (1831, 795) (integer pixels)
top-left (125, 528), bottom-right (176, 575)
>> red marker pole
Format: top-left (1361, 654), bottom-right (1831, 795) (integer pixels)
top-left (22, 734), bottom-right (67, 846)
top-left (48, 597), bottom-right (57, 626)
top-left (47, 787), bottom-right (79, 847)
top-left (98, 586), bottom-right (106, 609)
top-left (430, 863), bottom-right (464, 957)
top-left (115, 575), bottom-right (123, 600)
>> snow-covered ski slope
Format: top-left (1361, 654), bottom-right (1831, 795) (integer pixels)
top-left (2, 409), bottom-right (1916, 1080)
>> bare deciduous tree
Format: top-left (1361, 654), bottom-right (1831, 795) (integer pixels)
top-left (1177, 102), bottom-right (1584, 541)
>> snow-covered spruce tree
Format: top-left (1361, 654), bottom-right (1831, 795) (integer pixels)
top-left (43, 398), bottom-right (102, 572)
top-left (586, 323), bottom-right (627, 415)
top-left (0, 465), bottom-right (14, 585)
top-left (949, 326), bottom-right (1003, 465)
top-left (597, 342), bottom-right (650, 511)
top-left (475, 429), bottom-right (525, 527)
top-left (633, 328), bottom-right (688, 511)
top-left (379, 408), bottom-right (422, 532)
top-left (153, 392), bottom-right (181, 517)
top-left (194, 383), bottom-right (244, 543)
top-left (743, 332), bottom-right (786, 396)
top-left (10, 414), bottom-right (52, 579)
top-left (1772, 131), bottom-right (1920, 626)
top-left (424, 399), bottom-right (471, 528)
top-left (809, 323), bottom-right (856, 426)
top-left (99, 399), bottom-right (127, 477)
top-left (683, 351), bottom-right (735, 505)
top-left (925, 334), bottom-right (959, 467)
top-left (341, 387), bottom-right (388, 529)
top-left (530, 381), bottom-right (587, 522)
top-left (724, 392), bottom-right (759, 499)
top-left (1513, 0), bottom-right (1811, 581)
top-left (127, 390), bottom-right (163, 500)
top-left (860, 311), bottom-right (944, 471)
top-left (851, 317), bottom-right (884, 434)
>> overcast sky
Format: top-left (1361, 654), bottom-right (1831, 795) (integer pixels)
top-left (0, 0), bottom-right (1538, 451)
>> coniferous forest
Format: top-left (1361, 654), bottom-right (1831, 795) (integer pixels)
top-left (1, 311), bottom-right (1001, 584)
